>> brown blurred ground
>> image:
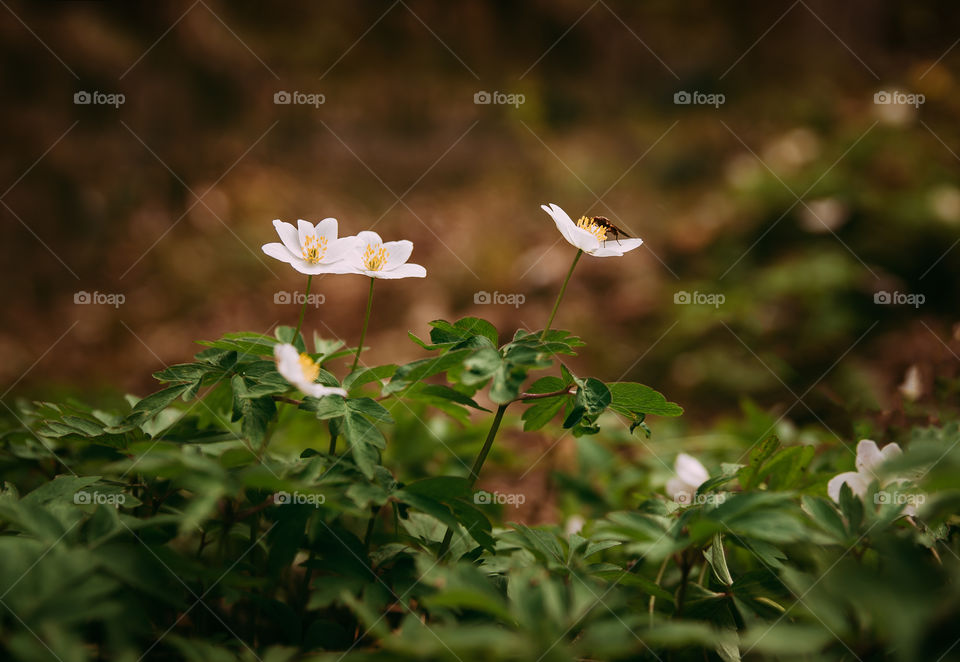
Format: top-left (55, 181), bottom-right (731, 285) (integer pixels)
top-left (2, 1), bottom-right (959, 430)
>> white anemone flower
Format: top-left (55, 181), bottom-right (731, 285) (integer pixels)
top-left (828, 440), bottom-right (916, 516)
top-left (262, 218), bottom-right (359, 274)
top-left (666, 453), bottom-right (710, 506)
top-left (273, 343), bottom-right (346, 398)
top-left (343, 231), bottom-right (426, 279)
top-left (541, 203), bottom-right (644, 257)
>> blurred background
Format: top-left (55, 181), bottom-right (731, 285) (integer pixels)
top-left (2, 0), bottom-right (960, 446)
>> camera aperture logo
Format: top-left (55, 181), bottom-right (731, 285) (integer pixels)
top-left (274, 291), bottom-right (325, 307)
top-left (473, 489), bottom-right (525, 508)
top-left (674, 290), bottom-right (725, 308)
top-left (874, 290), bottom-right (924, 308)
top-left (74, 490), bottom-right (126, 507)
top-left (74, 291), bottom-right (125, 308)
top-left (74, 90), bottom-right (125, 108)
top-left (474, 91), bottom-right (525, 108)
top-left (274, 90), bottom-right (325, 108)
top-left (474, 290), bottom-right (525, 309)
top-left (273, 490), bottom-right (325, 507)
top-left (873, 90), bottom-right (924, 108)
top-left (674, 90), bottom-right (725, 108)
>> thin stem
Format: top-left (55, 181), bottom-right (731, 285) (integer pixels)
top-left (328, 430), bottom-right (338, 455)
top-left (649, 555), bottom-right (670, 626)
top-left (293, 275), bottom-right (313, 341)
top-left (352, 277), bottom-right (375, 373)
top-left (437, 404), bottom-right (508, 558)
top-left (540, 249), bottom-right (583, 340)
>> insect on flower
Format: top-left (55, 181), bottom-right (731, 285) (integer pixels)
top-left (585, 216), bottom-right (632, 245)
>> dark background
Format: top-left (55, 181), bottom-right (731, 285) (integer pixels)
top-left (2, 0), bottom-right (959, 438)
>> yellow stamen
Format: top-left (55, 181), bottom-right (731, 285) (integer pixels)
top-left (298, 353), bottom-right (320, 382)
top-left (302, 235), bottom-right (329, 264)
top-left (576, 216), bottom-right (607, 242)
top-left (362, 243), bottom-right (389, 271)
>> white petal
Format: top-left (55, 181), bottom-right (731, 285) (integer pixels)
top-left (273, 343), bottom-right (302, 385)
top-left (314, 217), bottom-right (338, 241)
top-left (287, 258), bottom-right (360, 275)
top-left (827, 471), bottom-right (869, 502)
top-left (273, 220), bottom-right (302, 256)
top-left (355, 230), bottom-right (383, 247)
top-left (542, 203), bottom-right (579, 247)
top-left (879, 443), bottom-right (903, 462)
top-left (325, 235), bottom-right (362, 263)
top-left (675, 453), bottom-right (709, 488)
top-left (382, 240), bottom-right (414, 269)
top-left (855, 440), bottom-right (883, 474)
top-left (262, 242), bottom-right (297, 264)
top-left (591, 238), bottom-right (644, 257)
top-left (304, 384), bottom-right (347, 398)
top-left (375, 263), bottom-right (426, 279)
top-left (297, 219), bottom-right (315, 249)
top-left (568, 225), bottom-right (604, 253)
top-left (666, 478), bottom-right (695, 505)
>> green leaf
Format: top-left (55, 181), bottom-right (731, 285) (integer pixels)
top-left (704, 533), bottom-right (734, 586)
top-left (342, 411), bottom-right (386, 478)
top-left (607, 382), bottom-right (683, 418)
top-left (346, 397), bottom-right (394, 424)
top-left (429, 317), bottom-right (499, 348)
top-left (127, 384), bottom-right (191, 426)
top-left (415, 384), bottom-right (489, 411)
top-left (801, 496), bottom-right (848, 542)
top-left (738, 436), bottom-right (781, 490)
top-left (385, 349), bottom-right (474, 394)
top-left (522, 396), bottom-right (567, 431)
top-left (300, 394), bottom-right (347, 419)
top-left (343, 364), bottom-right (396, 390)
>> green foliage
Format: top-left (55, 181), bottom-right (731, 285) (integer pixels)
top-left (1, 315), bottom-right (958, 662)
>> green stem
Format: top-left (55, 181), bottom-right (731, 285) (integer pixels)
top-left (352, 277), bottom-right (375, 372)
top-left (328, 431), bottom-right (338, 455)
top-left (541, 249), bottom-right (583, 340)
top-left (649, 555), bottom-right (670, 626)
top-left (437, 404), bottom-right (509, 558)
top-left (293, 274), bottom-right (313, 341)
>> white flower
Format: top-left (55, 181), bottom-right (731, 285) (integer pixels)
top-left (341, 230), bottom-right (426, 279)
top-left (273, 343), bottom-right (346, 398)
top-left (262, 218), bottom-right (359, 275)
top-left (541, 203), bottom-right (644, 257)
top-left (828, 439), bottom-right (916, 516)
top-left (666, 453), bottom-right (710, 506)
top-left (564, 514), bottom-right (585, 536)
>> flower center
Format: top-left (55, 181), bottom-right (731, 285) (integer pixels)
top-left (362, 243), bottom-right (389, 271)
top-left (298, 353), bottom-right (320, 382)
top-left (302, 235), bottom-right (329, 264)
top-left (576, 216), bottom-right (607, 242)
